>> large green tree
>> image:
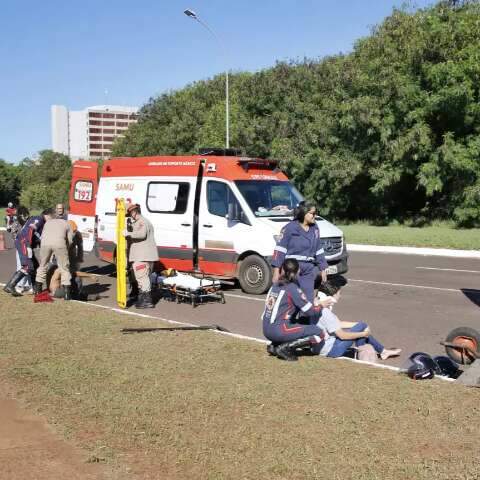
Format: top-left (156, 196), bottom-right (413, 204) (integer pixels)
top-left (0, 159), bottom-right (21, 206)
top-left (19, 150), bottom-right (72, 209)
top-left (113, 1), bottom-right (480, 226)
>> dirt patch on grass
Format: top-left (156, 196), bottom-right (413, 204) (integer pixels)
top-left (0, 381), bottom-right (123, 480)
top-left (1, 293), bottom-right (479, 479)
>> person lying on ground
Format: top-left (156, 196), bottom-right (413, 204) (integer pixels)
top-left (48, 265), bottom-right (99, 301)
top-left (314, 276), bottom-right (401, 360)
top-left (262, 258), bottom-right (334, 361)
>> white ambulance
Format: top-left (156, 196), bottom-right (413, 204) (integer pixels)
top-left (68, 153), bottom-right (348, 294)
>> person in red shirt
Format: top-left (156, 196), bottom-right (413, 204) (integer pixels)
top-left (5, 202), bottom-right (16, 231)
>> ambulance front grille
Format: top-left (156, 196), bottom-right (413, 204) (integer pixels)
top-left (322, 237), bottom-right (342, 257)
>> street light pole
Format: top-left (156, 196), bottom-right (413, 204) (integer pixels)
top-left (184, 9), bottom-right (230, 149)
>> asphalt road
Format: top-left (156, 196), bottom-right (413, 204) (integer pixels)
top-left (1, 232), bottom-right (479, 367)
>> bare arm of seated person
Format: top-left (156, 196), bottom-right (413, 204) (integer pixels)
top-left (339, 320), bottom-right (357, 328)
top-left (334, 326), bottom-right (370, 341)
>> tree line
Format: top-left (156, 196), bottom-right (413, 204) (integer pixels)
top-left (3, 2), bottom-right (479, 226)
top-left (0, 150), bottom-right (71, 210)
top-left (111, 0), bottom-right (480, 227)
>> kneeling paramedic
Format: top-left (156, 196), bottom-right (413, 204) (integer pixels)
top-left (3, 209), bottom-right (51, 296)
top-left (262, 258), bottom-right (334, 361)
top-left (124, 203), bottom-right (157, 309)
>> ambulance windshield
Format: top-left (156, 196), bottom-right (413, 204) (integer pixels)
top-left (235, 180), bottom-right (303, 217)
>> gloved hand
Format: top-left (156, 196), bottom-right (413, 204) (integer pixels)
top-left (27, 247), bottom-right (33, 258)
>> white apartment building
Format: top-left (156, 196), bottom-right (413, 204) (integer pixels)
top-left (51, 104), bottom-right (139, 161)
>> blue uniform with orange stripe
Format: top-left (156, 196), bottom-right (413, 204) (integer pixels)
top-left (272, 220), bottom-right (328, 303)
top-left (262, 282), bottom-right (325, 344)
top-left (15, 216), bottom-right (44, 273)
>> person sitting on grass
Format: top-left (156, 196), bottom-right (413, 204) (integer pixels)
top-left (262, 258), bottom-right (335, 361)
top-left (315, 276), bottom-right (401, 361)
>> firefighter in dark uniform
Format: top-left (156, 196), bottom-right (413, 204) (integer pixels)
top-left (123, 203), bottom-right (158, 309)
top-left (263, 258), bottom-right (334, 361)
top-left (3, 209), bottom-right (53, 296)
top-left (272, 201), bottom-right (328, 305)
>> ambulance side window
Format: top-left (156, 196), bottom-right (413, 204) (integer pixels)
top-left (147, 182), bottom-right (190, 214)
top-left (207, 181), bottom-right (242, 219)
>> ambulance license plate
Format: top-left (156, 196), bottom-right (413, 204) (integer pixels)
top-left (326, 265), bottom-right (338, 275)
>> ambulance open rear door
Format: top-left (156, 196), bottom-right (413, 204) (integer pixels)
top-left (68, 160), bottom-right (98, 252)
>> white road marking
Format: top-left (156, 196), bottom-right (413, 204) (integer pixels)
top-left (416, 266), bottom-right (480, 274)
top-left (349, 278), bottom-right (477, 294)
top-left (224, 292), bottom-right (265, 302)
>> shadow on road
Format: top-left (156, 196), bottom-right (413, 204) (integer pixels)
top-left (81, 264), bottom-right (116, 276)
top-left (82, 282), bottom-right (111, 298)
top-left (461, 288), bottom-right (480, 308)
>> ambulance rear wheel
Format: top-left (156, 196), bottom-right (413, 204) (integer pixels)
top-left (238, 255), bottom-right (272, 295)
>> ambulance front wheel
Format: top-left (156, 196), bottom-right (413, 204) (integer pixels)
top-left (238, 255), bottom-right (272, 295)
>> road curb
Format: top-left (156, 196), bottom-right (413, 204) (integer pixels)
top-left (2, 285), bottom-right (456, 381)
top-left (349, 244), bottom-right (480, 259)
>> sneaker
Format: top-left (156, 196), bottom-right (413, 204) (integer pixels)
top-left (15, 286), bottom-right (23, 294)
top-left (22, 287), bottom-right (34, 295)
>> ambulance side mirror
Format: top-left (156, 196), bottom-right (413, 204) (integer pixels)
top-left (227, 202), bottom-right (239, 221)
top-left (227, 203), bottom-right (251, 226)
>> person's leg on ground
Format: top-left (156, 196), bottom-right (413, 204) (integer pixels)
top-left (327, 322), bottom-right (370, 358)
top-left (270, 324), bottom-right (324, 361)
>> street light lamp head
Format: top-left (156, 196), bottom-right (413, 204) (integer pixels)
top-left (184, 9), bottom-right (197, 19)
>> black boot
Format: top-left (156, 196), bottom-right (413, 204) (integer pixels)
top-left (128, 267), bottom-right (139, 300)
top-left (3, 270), bottom-right (26, 296)
top-left (64, 286), bottom-right (71, 301)
top-left (33, 282), bottom-right (43, 295)
top-left (276, 337), bottom-right (314, 362)
top-left (135, 291), bottom-right (154, 309)
top-left (267, 343), bottom-right (279, 356)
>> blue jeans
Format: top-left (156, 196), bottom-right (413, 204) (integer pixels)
top-left (327, 322), bottom-right (384, 358)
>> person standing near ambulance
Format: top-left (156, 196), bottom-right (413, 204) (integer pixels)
top-left (34, 216), bottom-right (73, 299)
top-left (271, 201), bottom-right (328, 304)
top-left (123, 203), bottom-right (157, 309)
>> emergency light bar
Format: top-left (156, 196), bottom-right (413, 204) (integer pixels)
top-left (237, 157), bottom-right (279, 171)
top-left (198, 147), bottom-right (242, 156)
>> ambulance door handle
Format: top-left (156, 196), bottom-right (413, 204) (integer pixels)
top-left (181, 223), bottom-right (191, 227)
top-left (203, 224), bottom-right (213, 228)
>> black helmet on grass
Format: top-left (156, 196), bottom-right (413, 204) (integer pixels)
top-left (433, 355), bottom-right (462, 379)
top-left (404, 352), bottom-right (436, 380)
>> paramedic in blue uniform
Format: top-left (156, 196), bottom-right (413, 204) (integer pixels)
top-left (263, 258), bottom-right (334, 361)
top-left (3, 209), bottom-right (53, 296)
top-left (272, 201), bottom-right (328, 304)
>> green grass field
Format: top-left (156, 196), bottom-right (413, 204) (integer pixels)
top-left (338, 222), bottom-right (480, 250)
top-left (1, 293), bottom-right (479, 479)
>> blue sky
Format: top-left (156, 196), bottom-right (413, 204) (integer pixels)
top-left (0, 0), bottom-right (433, 163)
